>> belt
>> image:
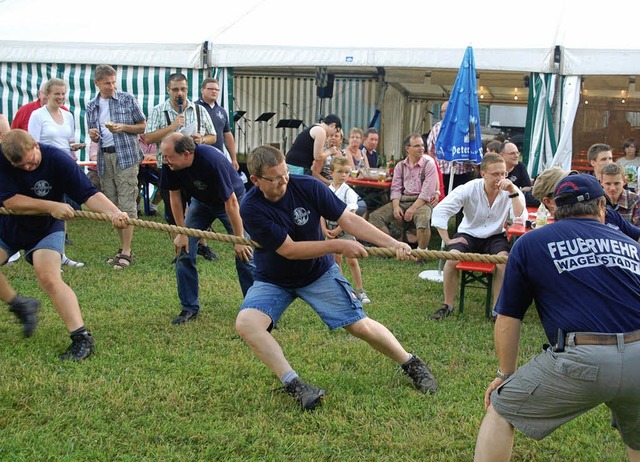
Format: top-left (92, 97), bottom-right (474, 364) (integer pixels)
top-left (101, 146), bottom-right (116, 153)
top-left (566, 329), bottom-right (640, 346)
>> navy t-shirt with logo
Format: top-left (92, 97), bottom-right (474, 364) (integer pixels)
top-left (0, 144), bottom-right (97, 250)
top-left (241, 174), bottom-right (346, 288)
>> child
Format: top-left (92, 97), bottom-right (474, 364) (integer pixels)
top-left (322, 156), bottom-right (370, 303)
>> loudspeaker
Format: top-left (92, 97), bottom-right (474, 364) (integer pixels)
top-left (317, 73), bottom-right (335, 99)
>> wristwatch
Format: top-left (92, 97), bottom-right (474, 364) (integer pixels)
top-left (508, 192), bottom-right (519, 198)
top-left (496, 367), bottom-right (511, 380)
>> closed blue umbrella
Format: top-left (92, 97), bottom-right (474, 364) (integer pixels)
top-left (435, 46), bottom-right (483, 194)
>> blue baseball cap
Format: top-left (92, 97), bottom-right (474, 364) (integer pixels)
top-left (553, 173), bottom-right (604, 206)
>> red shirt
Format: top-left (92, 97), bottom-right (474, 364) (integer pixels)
top-left (11, 100), bottom-right (69, 130)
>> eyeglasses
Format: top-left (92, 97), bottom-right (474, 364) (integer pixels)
top-left (257, 168), bottom-right (290, 184)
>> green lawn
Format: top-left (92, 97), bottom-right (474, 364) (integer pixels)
top-left (0, 210), bottom-right (625, 461)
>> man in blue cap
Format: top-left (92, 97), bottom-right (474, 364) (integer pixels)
top-left (474, 174), bottom-right (640, 461)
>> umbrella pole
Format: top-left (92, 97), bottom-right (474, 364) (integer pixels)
top-left (438, 161), bottom-right (458, 273)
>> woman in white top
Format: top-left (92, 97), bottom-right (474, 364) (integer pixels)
top-left (28, 78), bottom-right (79, 159)
top-left (27, 78), bottom-right (84, 267)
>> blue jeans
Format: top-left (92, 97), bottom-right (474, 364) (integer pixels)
top-left (175, 196), bottom-right (255, 313)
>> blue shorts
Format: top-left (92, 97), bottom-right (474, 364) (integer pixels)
top-left (0, 231), bottom-right (64, 265)
top-left (240, 264), bottom-right (367, 330)
top-left (491, 342), bottom-right (640, 449)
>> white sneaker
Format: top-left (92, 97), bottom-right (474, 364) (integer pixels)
top-left (62, 256), bottom-right (85, 267)
top-left (7, 252), bottom-right (21, 264)
top-left (356, 289), bottom-right (371, 304)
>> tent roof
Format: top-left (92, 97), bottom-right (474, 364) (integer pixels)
top-left (1, 0), bottom-right (639, 75)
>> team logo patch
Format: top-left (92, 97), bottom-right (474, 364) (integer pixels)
top-left (32, 180), bottom-right (52, 197)
top-left (193, 180), bottom-right (207, 191)
top-left (293, 207), bottom-right (310, 226)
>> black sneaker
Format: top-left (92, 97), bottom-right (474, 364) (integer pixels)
top-left (281, 377), bottom-right (326, 411)
top-left (402, 355), bottom-right (439, 394)
top-left (197, 244), bottom-right (218, 261)
top-left (430, 303), bottom-right (453, 320)
top-left (60, 332), bottom-right (95, 361)
top-left (8, 295), bottom-right (40, 337)
top-left (172, 310), bottom-right (198, 325)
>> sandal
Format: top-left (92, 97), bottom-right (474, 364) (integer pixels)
top-left (106, 249), bottom-right (123, 265)
top-left (113, 253), bottom-right (132, 270)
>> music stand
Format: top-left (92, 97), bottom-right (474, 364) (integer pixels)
top-left (276, 119), bottom-right (304, 153)
top-left (255, 112), bottom-right (276, 146)
top-left (233, 110), bottom-right (246, 122)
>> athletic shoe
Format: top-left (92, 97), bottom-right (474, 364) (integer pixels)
top-left (171, 310), bottom-right (198, 325)
top-left (402, 355), bottom-right (439, 394)
top-left (8, 295), bottom-right (40, 337)
top-left (356, 289), bottom-right (371, 304)
top-left (282, 378), bottom-right (326, 411)
top-left (62, 256), bottom-right (85, 267)
top-left (60, 332), bottom-right (95, 361)
top-left (197, 244), bottom-right (218, 261)
top-left (429, 303), bottom-right (453, 320)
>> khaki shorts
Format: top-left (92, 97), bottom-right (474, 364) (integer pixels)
top-left (491, 342), bottom-right (640, 449)
top-left (100, 152), bottom-right (139, 218)
top-left (369, 195), bottom-right (432, 230)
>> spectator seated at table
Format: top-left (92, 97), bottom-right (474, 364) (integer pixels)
top-left (137, 135), bottom-right (161, 216)
top-left (369, 134), bottom-right (439, 253)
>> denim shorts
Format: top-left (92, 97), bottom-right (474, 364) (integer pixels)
top-left (0, 231), bottom-right (65, 265)
top-left (491, 342), bottom-right (640, 449)
top-left (240, 264), bottom-right (367, 330)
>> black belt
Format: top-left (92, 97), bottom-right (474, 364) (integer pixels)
top-left (101, 146), bottom-right (116, 153)
top-left (566, 329), bottom-right (640, 346)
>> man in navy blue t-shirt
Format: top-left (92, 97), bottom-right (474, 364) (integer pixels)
top-left (160, 133), bottom-right (254, 325)
top-left (235, 145), bottom-right (438, 411)
top-left (0, 130), bottom-right (129, 361)
top-left (475, 174), bottom-right (640, 460)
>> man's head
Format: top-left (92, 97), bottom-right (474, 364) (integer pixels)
top-left (1, 129), bottom-right (42, 171)
top-left (167, 73), bottom-right (189, 107)
top-left (94, 65), bottom-right (117, 98)
top-left (440, 101), bottom-right (448, 119)
top-left (37, 80), bottom-right (49, 105)
top-left (485, 140), bottom-right (502, 154)
top-left (587, 143), bottom-right (613, 177)
top-left (600, 162), bottom-right (626, 203)
top-left (200, 77), bottom-right (220, 104)
top-left (532, 167), bottom-right (569, 214)
top-left (160, 133), bottom-right (195, 171)
top-left (499, 141), bottom-right (520, 170)
top-left (553, 173), bottom-right (606, 221)
top-left (404, 133), bottom-right (425, 159)
top-left (248, 145), bottom-right (289, 201)
top-left (479, 153), bottom-right (507, 190)
top-left (362, 128), bottom-right (379, 151)
top-left (321, 114), bottom-right (342, 135)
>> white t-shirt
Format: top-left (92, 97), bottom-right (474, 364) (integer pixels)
top-left (28, 106), bottom-right (75, 156)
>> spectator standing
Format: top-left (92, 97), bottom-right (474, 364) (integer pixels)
top-left (322, 156), bottom-right (370, 304)
top-left (285, 114), bottom-right (341, 182)
top-left (195, 77), bottom-right (239, 171)
top-left (0, 129), bottom-right (129, 360)
top-left (429, 153), bottom-right (526, 321)
top-left (474, 174), bottom-right (640, 461)
top-left (588, 142), bottom-right (613, 180)
top-left (616, 138), bottom-right (640, 192)
top-left (10, 81), bottom-right (69, 131)
top-left (499, 141), bottom-right (540, 207)
top-left (601, 162), bottom-right (640, 224)
top-left (160, 133), bottom-right (254, 325)
top-left (144, 72), bottom-right (219, 262)
top-left (369, 134), bottom-right (439, 252)
top-left (86, 65), bottom-right (147, 270)
top-left (235, 145), bottom-right (438, 411)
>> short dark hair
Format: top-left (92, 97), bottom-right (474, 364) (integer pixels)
top-left (587, 143), bottom-right (611, 162)
top-left (95, 65), bottom-right (116, 81)
top-left (321, 114), bottom-right (342, 130)
top-left (168, 72), bottom-right (188, 84)
top-left (200, 77), bottom-right (219, 90)
top-left (601, 162), bottom-right (625, 177)
top-left (403, 133), bottom-right (422, 147)
top-left (173, 134), bottom-right (196, 154)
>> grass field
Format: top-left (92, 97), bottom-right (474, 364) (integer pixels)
top-left (0, 210), bottom-right (627, 461)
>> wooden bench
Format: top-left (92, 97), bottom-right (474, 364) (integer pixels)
top-left (456, 261), bottom-right (496, 318)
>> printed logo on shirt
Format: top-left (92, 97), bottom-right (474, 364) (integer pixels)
top-left (193, 180), bottom-right (207, 191)
top-left (32, 180), bottom-right (52, 197)
top-left (548, 237), bottom-right (640, 275)
top-left (293, 207), bottom-right (310, 226)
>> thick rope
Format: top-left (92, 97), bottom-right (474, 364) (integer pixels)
top-left (0, 207), bottom-right (508, 264)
